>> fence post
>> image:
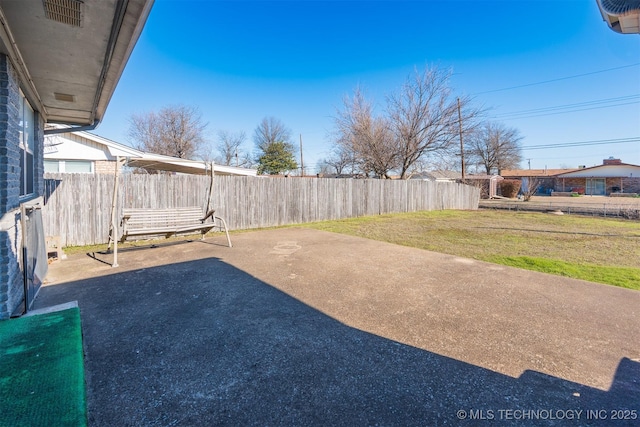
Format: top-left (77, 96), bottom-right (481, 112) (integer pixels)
top-left (42, 176), bottom-right (481, 246)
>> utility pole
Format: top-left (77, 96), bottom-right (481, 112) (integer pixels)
top-left (299, 134), bottom-right (304, 177)
top-left (457, 97), bottom-right (465, 181)
top-left (527, 158), bottom-right (531, 169)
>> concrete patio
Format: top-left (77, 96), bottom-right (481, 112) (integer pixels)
top-left (35, 228), bottom-right (639, 426)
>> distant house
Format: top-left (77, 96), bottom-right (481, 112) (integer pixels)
top-left (410, 171), bottom-right (503, 199)
top-left (44, 128), bottom-right (141, 174)
top-left (501, 158), bottom-right (640, 196)
top-left (500, 168), bottom-right (578, 195)
top-left (410, 170), bottom-right (461, 182)
top-left (555, 158), bottom-right (640, 195)
top-left (316, 173), bottom-right (366, 179)
top-left (44, 127), bottom-right (257, 177)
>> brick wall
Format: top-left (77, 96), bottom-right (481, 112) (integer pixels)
top-left (94, 160), bottom-right (120, 174)
top-left (0, 54), bottom-right (23, 318)
top-left (0, 55), bottom-right (45, 318)
top-left (553, 177), bottom-right (640, 195)
top-left (554, 178), bottom-right (585, 193)
top-left (34, 115), bottom-right (44, 196)
top-left (620, 177), bottom-right (640, 194)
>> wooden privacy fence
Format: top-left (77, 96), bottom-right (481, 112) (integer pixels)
top-left (43, 173), bottom-right (480, 247)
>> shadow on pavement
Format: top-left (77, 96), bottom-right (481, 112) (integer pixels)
top-left (35, 257), bottom-right (639, 426)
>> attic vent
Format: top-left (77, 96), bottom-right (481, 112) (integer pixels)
top-left (54, 92), bottom-right (75, 102)
top-left (42, 0), bottom-right (83, 27)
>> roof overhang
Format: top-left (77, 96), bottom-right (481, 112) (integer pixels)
top-left (0, 0), bottom-right (154, 125)
top-left (556, 163), bottom-right (640, 177)
top-left (597, 0), bottom-right (640, 33)
top-left (500, 169), bottom-right (579, 178)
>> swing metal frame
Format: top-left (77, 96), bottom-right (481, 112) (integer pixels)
top-left (106, 157), bottom-right (231, 267)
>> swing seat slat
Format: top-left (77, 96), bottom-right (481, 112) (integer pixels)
top-left (119, 207), bottom-right (232, 247)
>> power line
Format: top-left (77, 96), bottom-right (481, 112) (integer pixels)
top-left (473, 63), bottom-right (640, 95)
top-left (522, 137), bottom-right (640, 151)
top-left (526, 145), bottom-right (640, 161)
top-left (533, 150), bottom-right (639, 162)
top-left (497, 101), bottom-right (639, 120)
top-left (523, 137), bottom-right (639, 150)
top-left (494, 94), bottom-right (640, 120)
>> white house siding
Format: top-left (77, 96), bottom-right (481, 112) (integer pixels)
top-left (44, 131), bottom-right (142, 174)
top-left (45, 132), bottom-right (112, 161)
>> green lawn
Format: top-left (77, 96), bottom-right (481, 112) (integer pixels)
top-left (305, 210), bottom-right (640, 290)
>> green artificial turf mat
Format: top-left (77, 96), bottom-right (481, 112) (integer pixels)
top-left (0, 307), bottom-right (87, 427)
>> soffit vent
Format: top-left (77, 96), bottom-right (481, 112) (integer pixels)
top-left (54, 92), bottom-right (76, 102)
top-left (42, 0), bottom-right (83, 27)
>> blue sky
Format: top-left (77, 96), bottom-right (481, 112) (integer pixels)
top-left (96, 0), bottom-right (640, 173)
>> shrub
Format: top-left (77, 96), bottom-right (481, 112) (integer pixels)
top-left (500, 179), bottom-right (521, 198)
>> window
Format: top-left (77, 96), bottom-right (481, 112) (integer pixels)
top-left (64, 160), bottom-right (92, 173)
top-left (19, 91), bottom-right (35, 197)
top-left (43, 160), bottom-right (93, 173)
top-left (44, 160), bottom-right (59, 173)
top-left (586, 178), bottom-right (606, 196)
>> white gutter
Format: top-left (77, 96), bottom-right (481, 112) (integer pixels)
top-left (43, 120), bottom-right (100, 135)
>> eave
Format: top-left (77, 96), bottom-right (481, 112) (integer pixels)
top-left (0, 0), bottom-right (154, 126)
top-left (597, 0), bottom-right (640, 34)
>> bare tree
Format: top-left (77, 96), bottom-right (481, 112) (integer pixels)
top-left (128, 110), bottom-right (159, 153)
top-left (331, 67), bottom-right (482, 179)
top-left (333, 87), bottom-right (398, 178)
top-left (387, 66), bottom-right (480, 179)
top-left (128, 105), bottom-right (208, 159)
top-left (403, 152), bottom-right (458, 178)
top-left (253, 117), bottom-right (294, 151)
top-left (318, 146), bottom-right (357, 175)
top-left (522, 176), bottom-right (542, 201)
top-left (466, 121), bottom-right (523, 175)
top-left (216, 130), bottom-right (252, 167)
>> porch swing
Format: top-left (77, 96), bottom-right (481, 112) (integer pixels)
top-left (106, 157), bottom-right (232, 267)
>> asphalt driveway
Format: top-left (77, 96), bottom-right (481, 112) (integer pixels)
top-left (35, 228), bottom-right (640, 426)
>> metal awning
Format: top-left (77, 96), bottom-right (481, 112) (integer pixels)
top-left (125, 155), bottom-right (258, 177)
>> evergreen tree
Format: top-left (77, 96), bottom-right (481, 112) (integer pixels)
top-left (254, 117), bottom-right (298, 175)
top-left (257, 141), bottom-right (297, 175)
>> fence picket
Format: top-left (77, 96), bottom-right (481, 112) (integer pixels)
top-left (42, 173), bottom-right (480, 246)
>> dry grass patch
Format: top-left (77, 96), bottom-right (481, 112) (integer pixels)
top-left (306, 210), bottom-right (640, 290)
